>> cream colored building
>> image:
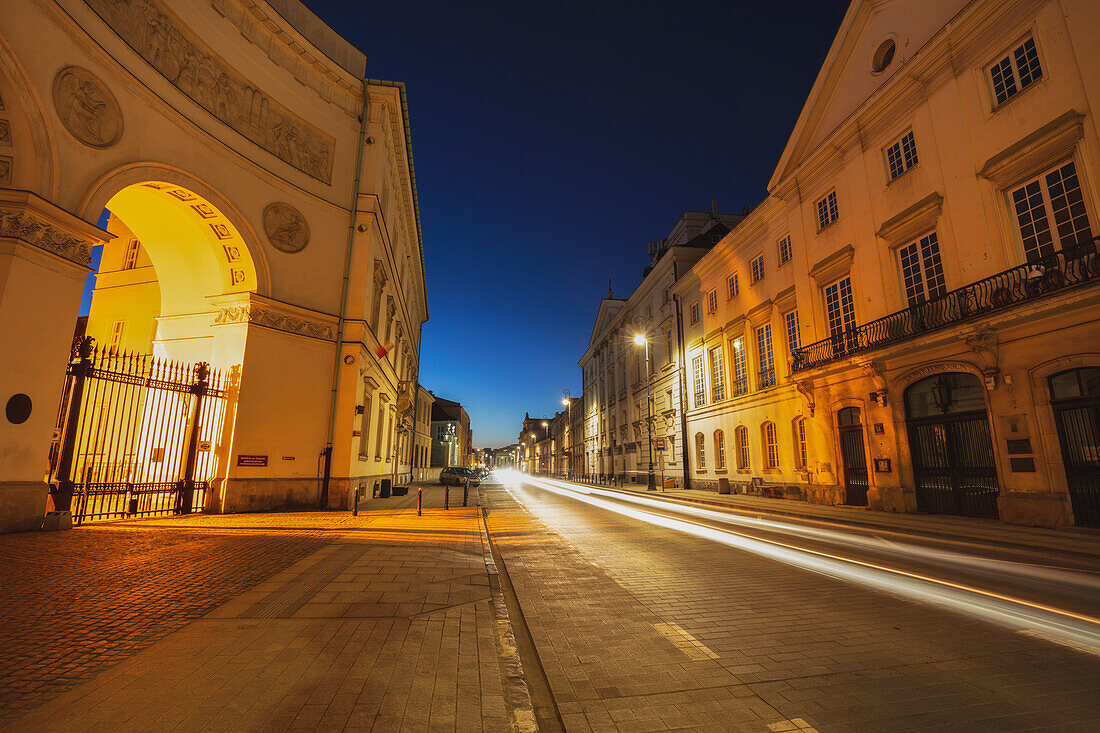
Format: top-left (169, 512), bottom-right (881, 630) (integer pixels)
top-left (580, 209), bottom-right (742, 487)
top-left (675, 0), bottom-right (1100, 528)
top-left (410, 385), bottom-right (434, 483)
top-left (0, 0), bottom-right (426, 531)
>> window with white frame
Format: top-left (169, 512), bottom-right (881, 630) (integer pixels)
top-left (777, 234), bottom-right (792, 265)
top-left (756, 324), bottom-right (776, 389)
top-left (762, 422), bottom-right (779, 469)
top-left (824, 276), bottom-right (856, 338)
top-left (816, 191), bottom-right (839, 230)
top-left (714, 430), bottom-right (726, 470)
top-left (885, 130), bottom-right (918, 181)
top-left (899, 232), bottom-right (947, 306)
top-left (727, 273), bottom-right (740, 299)
top-left (794, 417), bottom-right (808, 469)
top-left (1010, 160), bottom-right (1093, 263)
top-left (690, 302), bottom-right (700, 324)
top-left (108, 320), bottom-right (125, 353)
top-left (750, 255), bottom-right (765, 284)
top-left (692, 354), bottom-right (706, 407)
top-left (784, 310), bottom-right (800, 356)
top-left (707, 288), bottom-right (718, 313)
top-left (709, 346), bottom-right (726, 402)
top-left (359, 392), bottom-right (373, 458)
top-left (695, 432), bottom-right (706, 469)
top-left (989, 37), bottom-right (1043, 106)
top-left (122, 239), bottom-right (141, 270)
top-left (735, 426), bottom-right (749, 470)
top-left (732, 336), bottom-right (748, 396)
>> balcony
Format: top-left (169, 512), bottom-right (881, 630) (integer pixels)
top-left (791, 244), bottom-right (1099, 373)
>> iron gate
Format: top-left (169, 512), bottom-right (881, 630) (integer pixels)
top-left (907, 412), bottom-right (999, 518)
top-left (1050, 389), bottom-right (1100, 528)
top-left (837, 407), bottom-right (869, 506)
top-left (48, 338), bottom-right (230, 524)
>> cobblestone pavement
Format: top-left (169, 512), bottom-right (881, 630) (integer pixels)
top-left (0, 496), bottom-right (521, 732)
top-left (484, 476), bottom-right (1100, 732)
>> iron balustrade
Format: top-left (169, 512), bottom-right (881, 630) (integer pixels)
top-left (791, 243), bottom-right (1100, 373)
top-left (758, 369), bottom-right (777, 389)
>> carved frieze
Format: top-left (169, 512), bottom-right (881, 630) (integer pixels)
top-left (0, 210), bottom-right (93, 265)
top-left (0, 119), bottom-right (11, 145)
top-left (52, 66), bottom-right (123, 148)
top-left (262, 202), bottom-right (309, 253)
top-left (214, 301), bottom-right (334, 340)
top-left (0, 155), bottom-right (10, 186)
top-left (85, 0), bottom-right (335, 182)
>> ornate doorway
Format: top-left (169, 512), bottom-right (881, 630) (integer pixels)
top-left (837, 407), bottom-right (868, 506)
top-left (905, 373), bottom-right (999, 518)
top-left (1048, 368), bottom-right (1100, 527)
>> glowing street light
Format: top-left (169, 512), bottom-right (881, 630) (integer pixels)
top-left (633, 331), bottom-right (656, 491)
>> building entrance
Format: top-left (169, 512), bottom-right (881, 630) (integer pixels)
top-left (837, 407), bottom-right (868, 506)
top-left (905, 373), bottom-right (999, 518)
top-left (1048, 368), bottom-right (1100, 527)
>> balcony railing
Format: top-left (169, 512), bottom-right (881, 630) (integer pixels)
top-left (791, 243), bottom-right (1099, 373)
top-left (758, 368), bottom-right (777, 389)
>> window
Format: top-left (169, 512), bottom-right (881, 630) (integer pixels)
top-left (1010, 161), bottom-right (1093, 263)
top-left (359, 392), bottom-right (373, 457)
top-left (735, 426), bottom-right (750, 469)
top-left (794, 417), bottom-right (808, 469)
top-left (777, 234), bottom-right (792, 265)
top-left (707, 289), bottom-right (718, 313)
top-left (989, 37), bottom-right (1043, 106)
top-left (756, 324), bottom-right (775, 389)
top-left (714, 430), bottom-right (726, 470)
top-left (750, 255), bottom-right (765, 284)
top-left (816, 191), bottom-right (839, 230)
top-left (731, 336), bottom-right (748, 396)
top-left (727, 273), bottom-right (740, 299)
top-left (668, 435), bottom-right (676, 462)
top-left (108, 320), bottom-right (125, 353)
top-left (375, 402), bottom-right (386, 457)
top-left (899, 232), bottom-right (947, 306)
top-left (122, 239), bottom-right (141, 270)
top-left (824, 277), bottom-right (856, 338)
top-left (885, 130), bottom-right (918, 180)
top-left (872, 39), bottom-right (896, 73)
top-left (692, 354), bottom-right (706, 407)
top-left (666, 330), bottom-right (673, 364)
top-left (709, 347), bottom-right (726, 402)
top-left (695, 432), bottom-right (706, 469)
top-left (784, 310), bottom-right (800, 357)
top-left (690, 302), bottom-right (700, 324)
top-left (762, 422), bottom-right (779, 469)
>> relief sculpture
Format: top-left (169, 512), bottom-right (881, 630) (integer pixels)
top-left (51, 66), bottom-right (123, 148)
top-left (262, 202), bottom-right (310, 253)
top-left (85, 0), bottom-right (334, 183)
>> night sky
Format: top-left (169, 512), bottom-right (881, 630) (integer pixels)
top-left (299, 0), bottom-right (851, 447)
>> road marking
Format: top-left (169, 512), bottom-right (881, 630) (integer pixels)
top-left (654, 621), bottom-right (719, 660)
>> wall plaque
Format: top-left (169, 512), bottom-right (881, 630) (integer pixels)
top-left (52, 66), bottom-right (123, 148)
top-left (1006, 438), bottom-right (1032, 455)
top-left (237, 454), bottom-right (268, 467)
top-left (874, 458), bottom-right (892, 473)
top-left (1010, 457), bottom-right (1036, 473)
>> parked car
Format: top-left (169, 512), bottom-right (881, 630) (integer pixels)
top-left (440, 466), bottom-right (480, 486)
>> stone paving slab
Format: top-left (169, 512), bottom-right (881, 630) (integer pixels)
top-left (0, 504), bottom-right (524, 732)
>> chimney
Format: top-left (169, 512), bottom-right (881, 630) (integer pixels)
top-left (711, 199), bottom-right (718, 218)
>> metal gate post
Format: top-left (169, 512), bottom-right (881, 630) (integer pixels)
top-left (51, 337), bottom-right (94, 517)
top-left (176, 362), bottom-right (209, 515)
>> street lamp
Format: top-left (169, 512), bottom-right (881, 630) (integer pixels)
top-left (632, 331), bottom-right (656, 491)
top-left (562, 389), bottom-right (572, 478)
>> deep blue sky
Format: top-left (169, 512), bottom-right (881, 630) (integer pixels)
top-left (314, 1), bottom-right (849, 447)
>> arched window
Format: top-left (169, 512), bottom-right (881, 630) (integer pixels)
top-left (793, 417), bottom-right (807, 468)
top-left (762, 422), bottom-right (779, 468)
top-left (714, 430), bottom-right (726, 469)
top-left (735, 426), bottom-right (750, 469)
top-left (695, 432), bottom-right (706, 469)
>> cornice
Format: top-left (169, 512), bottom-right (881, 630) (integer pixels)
top-left (0, 188), bottom-right (107, 266)
top-left (876, 191), bottom-right (944, 244)
top-left (808, 244), bottom-right (856, 285)
top-left (978, 110), bottom-right (1085, 186)
top-left (210, 292), bottom-right (338, 340)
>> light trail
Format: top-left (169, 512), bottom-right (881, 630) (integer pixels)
top-left (496, 470), bottom-right (1100, 656)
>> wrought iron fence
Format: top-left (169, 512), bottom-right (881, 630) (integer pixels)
top-left (791, 243), bottom-right (1100, 373)
top-left (48, 338), bottom-right (231, 524)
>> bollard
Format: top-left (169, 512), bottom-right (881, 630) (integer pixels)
top-left (444, 484), bottom-right (449, 510)
top-left (417, 487), bottom-right (422, 516)
top-left (353, 484), bottom-right (359, 517)
top-left (463, 478), bottom-right (469, 507)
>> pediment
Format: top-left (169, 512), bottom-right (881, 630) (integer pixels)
top-left (589, 298), bottom-right (626, 346)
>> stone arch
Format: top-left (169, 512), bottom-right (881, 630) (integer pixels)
top-left (1026, 352), bottom-right (1100, 498)
top-left (0, 33), bottom-right (59, 197)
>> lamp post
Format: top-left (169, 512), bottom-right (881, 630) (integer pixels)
top-left (562, 389), bottom-right (571, 478)
top-left (540, 421), bottom-right (549, 475)
top-left (633, 332), bottom-right (656, 491)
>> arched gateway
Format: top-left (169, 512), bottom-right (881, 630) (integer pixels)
top-left (0, 1), bottom-right (427, 531)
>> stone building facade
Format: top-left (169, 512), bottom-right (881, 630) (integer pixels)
top-left (0, 0), bottom-right (426, 531)
top-left (674, 0), bottom-right (1100, 527)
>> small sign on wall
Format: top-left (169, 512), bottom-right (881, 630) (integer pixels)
top-left (873, 423), bottom-right (885, 435)
top-left (198, 441), bottom-right (212, 452)
top-left (237, 454), bottom-right (268, 467)
top-left (655, 438), bottom-right (666, 451)
top-left (874, 458), bottom-right (892, 473)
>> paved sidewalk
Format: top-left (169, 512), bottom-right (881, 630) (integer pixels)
top-left (567, 481), bottom-right (1100, 558)
top-left (0, 486), bottom-right (531, 732)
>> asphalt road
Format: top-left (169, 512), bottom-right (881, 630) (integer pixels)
top-left (484, 470), bottom-right (1100, 732)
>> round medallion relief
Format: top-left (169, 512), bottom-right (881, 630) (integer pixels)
top-left (52, 66), bottom-right (123, 148)
top-left (262, 202), bottom-right (310, 253)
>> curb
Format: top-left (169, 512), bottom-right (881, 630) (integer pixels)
top-left (575, 483), bottom-right (1100, 561)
